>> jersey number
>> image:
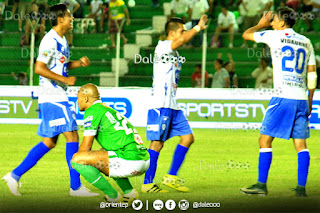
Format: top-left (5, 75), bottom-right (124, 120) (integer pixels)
top-left (114, 112), bottom-right (133, 135)
top-left (281, 46), bottom-right (306, 74)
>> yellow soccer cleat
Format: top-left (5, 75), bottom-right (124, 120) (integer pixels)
top-left (162, 174), bottom-right (190, 192)
top-left (123, 189), bottom-right (139, 205)
top-left (141, 183), bottom-right (169, 193)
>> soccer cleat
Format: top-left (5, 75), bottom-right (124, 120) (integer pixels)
top-left (162, 174), bottom-right (190, 192)
top-left (70, 185), bottom-right (100, 197)
top-left (141, 183), bottom-right (169, 193)
top-left (294, 186), bottom-right (307, 197)
top-left (104, 192), bottom-right (123, 203)
top-left (2, 173), bottom-right (22, 196)
top-left (122, 189), bottom-right (139, 205)
top-left (240, 182), bottom-right (268, 196)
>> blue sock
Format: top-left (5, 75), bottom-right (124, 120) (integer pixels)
top-left (12, 142), bottom-right (50, 181)
top-left (168, 144), bottom-right (189, 176)
top-left (144, 149), bottom-right (159, 184)
top-left (298, 149), bottom-right (310, 187)
top-left (258, 148), bottom-right (273, 184)
top-left (66, 142), bottom-right (81, 190)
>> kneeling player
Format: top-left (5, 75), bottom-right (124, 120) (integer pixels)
top-left (71, 84), bottom-right (150, 203)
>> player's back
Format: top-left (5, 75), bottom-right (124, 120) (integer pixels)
top-left (37, 29), bottom-right (70, 103)
top-left (84, 103), bottom-right (149, 161)
top-left (254, 28), bottom-right (315, 100)
top-left (151, 40), bottom-right (182, 110)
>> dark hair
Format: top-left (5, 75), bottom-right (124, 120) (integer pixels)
top-left (18, 72), bottom-right (26, 78)
top-left (275, 7), bottom-right (296, 28)
top-left (49, 4), bottom-right (68, 26)
top-left (195, 64), bottom-right (201, 69)
top-left (221, 4), bottom-right (227, 10)
top-left (215, 59), bottom-right (223, 65)
top-left (261, 57), bottom-right (269, 64)
top-left (223, 61), bottom-right (231, 67)
top-left (165, 17), bottom-right (185, 36)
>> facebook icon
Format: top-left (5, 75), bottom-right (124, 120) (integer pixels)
top-left (165, 200), bottom-right (176, 210)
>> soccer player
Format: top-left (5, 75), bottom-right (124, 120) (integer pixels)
top-left (141, 15), bottom-right (208, 193)
top-left (2, 4), bottom-right (98, 197)
top-left (240, 7), bottom-right (317, 196)
top-left (71, 83), bottom-right (150, 203)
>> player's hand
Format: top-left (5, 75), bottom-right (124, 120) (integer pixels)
top-left (197, 15), bottom-right (208, 30)
top-left (257, 11), bottom-right (273, 28)
top-left (217, 53), bottom-right (222, 59)
top-left (80, 56), bottom-right (90, 67)
top-left (65, 76), bottom-right (76, 86)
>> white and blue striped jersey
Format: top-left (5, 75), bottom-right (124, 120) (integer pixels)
top-left (253, 28), bottom-right (316, 100)
top-left (150, 40), bottom-right (183, 110)
top-left (36, 29), bottom-right (70, 104)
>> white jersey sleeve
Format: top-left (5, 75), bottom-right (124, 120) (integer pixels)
top-left (37, 37), bottom-right (56, 65)
top-left (253, 30), bottom-right (273, 47)
top-left (307, 39), bottom-right (316, 66)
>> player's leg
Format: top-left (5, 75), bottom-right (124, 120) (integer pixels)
top-left (142, 108), bottom-right (173, 193)
top-left (212, 26), bottom-right (222, 48)
top-left (163, 110), bottom-right (193, 192)
top-left (2, 136), bottom-right (57, 196)
top-left (293, 139), bottom-right (309, 197)
top-left (228, 26), bottom-right (234, 48)
top-left (71, 151), bottom-right (121, 202)
top-left (240, 134), bottom-right (274, 196)
top-left (142, 140), bottom-right (168, 192)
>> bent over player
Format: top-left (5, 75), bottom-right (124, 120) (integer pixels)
top-left (72, 84), bottom-right (150, 203)
top-left (241, 7), bottom-right (317, 196)
top-left (141, 16), bottom-right (208, 193)
top-left (2, 4), bottom-right (98, 197)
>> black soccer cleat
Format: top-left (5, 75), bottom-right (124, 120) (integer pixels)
top-left (240, 182), bottom-right (268, 196)
top-left (294, 185), bottom-right (307, 197)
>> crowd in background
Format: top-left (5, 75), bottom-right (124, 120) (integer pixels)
top-left (1, 0), bottom-right (320, 89)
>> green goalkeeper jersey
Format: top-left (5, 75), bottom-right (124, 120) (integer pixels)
top-left (83, 100), bottom-right (149, 161)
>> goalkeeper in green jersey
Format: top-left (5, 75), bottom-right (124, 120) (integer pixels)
top-left (71, 83), bottom-right (150, 204)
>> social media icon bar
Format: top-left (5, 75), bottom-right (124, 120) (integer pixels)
top-left (153, 199), bottom-right (164, 210)
top-left (178, 200), bottom-right (189, 211)
top-left (132, 200), bottom-right (143, 211)
top-left (165, 200), bottom-right (176, 210)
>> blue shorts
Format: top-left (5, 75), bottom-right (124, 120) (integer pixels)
top-left (37, 102), bottom-right (78, 138)
top-left (146, 108), bottom-right (193, 142)
top-left (260, 97), bottom-right (310, 140)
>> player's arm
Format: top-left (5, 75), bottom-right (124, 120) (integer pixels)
top-left (72, 3), bottom-right (80, 14)
top-left (68, 56), bottom-right (91, 70)
top-left (307, 65), bottom-right (317, 115)
top-left (124, 7), bottom-right (130, 25)
top-left (242, 11), bottom-right (273, 41)
top-left (171, 15), bottom-right (208, 50)
top-left (79, 136), bottom-right (95, 152)
top-left (35, 61), bottom-right (76, 86)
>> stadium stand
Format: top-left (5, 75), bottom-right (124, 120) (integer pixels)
top-left (0, 0), bottom-right (319, 87)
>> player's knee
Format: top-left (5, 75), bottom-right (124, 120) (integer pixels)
top-left (71, 153), bottom-right (84, 164)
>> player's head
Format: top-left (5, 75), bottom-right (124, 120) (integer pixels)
top-left (49, 4), bottom-right (73, 28)
top-left (195, 64), bottom-right (201, 73)
top-left (271, 7), bottom-right (296, 30)
top-left (214, 59), bottom-right (223, 70)
top-left (31, 2), bottom-right (39, 12)
top-left (221, 4), bottom-right (228, 15)
top-left (165, 18), bottom-right (185, 39)
top-left (18, 72), bottom-right (26, 80)
top-left (77, 83), bottom-right (101, 111)
top-left (223, 62), bottom-right (232, 72)
top-left (260, 57), bottom-right (269, 68)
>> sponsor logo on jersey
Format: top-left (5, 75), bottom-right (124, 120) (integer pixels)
top-left (285, 33), bottom-right (291, 38)
top-left (60, 56), bottom-right (66, 63)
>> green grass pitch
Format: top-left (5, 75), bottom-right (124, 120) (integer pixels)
top-left (0, 124), bottom-right (319, 212)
